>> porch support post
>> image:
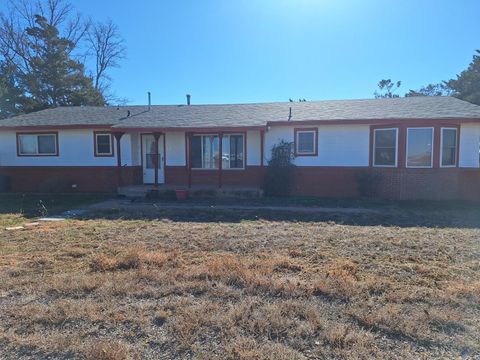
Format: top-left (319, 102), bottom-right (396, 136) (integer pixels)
top-left (153, 132), bottom-right (161, 187)
top-left (113, 132), bottom-right (125, 188)
top-left (187, 132), bottom-right (192, 188)
top-left (218, 132), bottom-right (223, 188)
top-left (260, 129), bottom-right (265, 167)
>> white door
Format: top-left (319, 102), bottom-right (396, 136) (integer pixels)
top-left (142, 134), bottom-right (165, 184)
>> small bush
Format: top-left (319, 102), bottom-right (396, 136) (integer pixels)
top-left (354, 171), bottom-right (382, 198)
top-left (264, 140), bottom-right (296, 197)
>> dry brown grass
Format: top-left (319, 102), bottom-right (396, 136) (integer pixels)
top-left (0, 208), bottom-right (479, 359)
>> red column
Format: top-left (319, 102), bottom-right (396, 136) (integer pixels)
top-left (153, 132), bottom-right (161, 186)
top-left (113, 132), bottom-right (125, 187)
top-left (187, 132), bottom-right (192, 188)
top-left (260, 129), bottom-right (265, 167)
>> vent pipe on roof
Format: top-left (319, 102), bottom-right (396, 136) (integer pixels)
top-left (186, 94), bottom-right (191, 106)
top-left (148, 92), bottom-right (151, 111)
top-left (288, 107), bottom-right (292, 121)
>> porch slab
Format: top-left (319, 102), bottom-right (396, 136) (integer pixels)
top-left (118, 185), bottom-right (263, 199)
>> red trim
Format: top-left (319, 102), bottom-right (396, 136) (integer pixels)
top-left (370, 123), bottom-right (461, 169)
top-left (16, 132), bottom-right (59, 157)
top-left (439, 125), bottom-right (461, 168)
top-left (93, 131), bottom-right (114, 157)
top-left (294, 127), bottom-right (318, 157)
top-left (269, 118), bottom-right (480, 127)
top-left (113, 126), bottom-right (266, 132)
top-left (5, 124), bottom-right (113, 131)
top-left (260, 130), bottom-right (265, 167)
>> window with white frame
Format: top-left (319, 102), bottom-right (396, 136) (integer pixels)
top-left (191, 134), bottom-right (219, 169)
top-left (373, 128), bottom-right (398, 167)
top-left (95, 133), bottom-right (113, 156)
top-left (441, 128), bottom-right (457, 167)
top-left (221, 134), bottom-right (244, 169)
top-left (18, 133), bottom-right (57, 156)
top-left (406, 128), bottom-right (434, 168)
top-left (295, 129), bottom-right (316, 155)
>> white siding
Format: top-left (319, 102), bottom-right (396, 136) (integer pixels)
top-left (165, 131), bottom-right (186, 166)
top-left (0, 129), bottom-right (133, 167)
top-left (246, 130), bottom-right (261, 166)
top-left (264, 125), bottom-right (370, 167)
top-left (459, 124), bottom-right (480, 168)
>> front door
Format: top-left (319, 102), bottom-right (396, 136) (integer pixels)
top-left (142, 134), bottom-right (165, 184)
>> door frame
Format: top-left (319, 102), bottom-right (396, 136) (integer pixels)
top-left (140, 133), bottom-right (166, 184)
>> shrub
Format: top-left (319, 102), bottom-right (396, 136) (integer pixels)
top-left (354, 171), bottom-right (382, 198)
top-left (264, 140), bottom-right (296, 197)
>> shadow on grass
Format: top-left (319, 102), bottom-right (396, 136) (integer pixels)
top-left (81, 203), bottom-right (480, 229)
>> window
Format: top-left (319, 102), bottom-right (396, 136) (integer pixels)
top-left (373, 128), bottom-right (398, 167)
top-left (441, 128), bottom-right (457, 167)
top-left (222, 134), bottom-right (244, 169)
top-left (17, 133), bottom-right (57, 156)
top-left (191, 134), bottom-right (219, 169)
top-left (406, 128), bottom-right (434, 168)
top-left (94, 132), bottom-right (113, 156)
top-left (295, 129), bottom-right (317, 155)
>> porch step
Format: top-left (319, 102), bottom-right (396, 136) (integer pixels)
top-left (118, 185), bottom-right (263, 199)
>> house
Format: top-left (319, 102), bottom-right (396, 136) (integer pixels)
top-left (1, 96), bottom-right (480, 200)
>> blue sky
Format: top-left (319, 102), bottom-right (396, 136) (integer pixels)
top-left (6, 0), bottom-right (480, 105)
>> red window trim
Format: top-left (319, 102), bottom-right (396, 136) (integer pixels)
top-left (294, 127), bottom-right (318, 157)
top-left (369, 124), bottom-right (460, 169)
top-left (439, 126), bottom-right (460, 168)
top-left (189, 132), bottom-right (247, 170)
top-left (93, 131), bottom-right (114, 157)
top-left (371, 127), bottom-right (399, 168)
top-left (16, 132), bottom-right (59, 157)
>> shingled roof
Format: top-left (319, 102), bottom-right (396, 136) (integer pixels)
top-left (1, 96), bottom-right (480, 129)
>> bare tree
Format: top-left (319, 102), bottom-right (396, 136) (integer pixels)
top-left (0, 0), bottom-right (90, 65)
top-left (0, 0), bottom-right (126, 105)
top-left (86, 20), bottom-right (126, 92)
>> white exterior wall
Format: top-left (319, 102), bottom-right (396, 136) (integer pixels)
top-left (264, 125), bottom-right (370, 167)
top-left (0, 129), bottom-right (133, 167)
top-left (165, 131), bottom-right (186, 166)
top-left (246, 130), bottom-right (261, 166)
top-left (459, 124), bottom-right (480, 168)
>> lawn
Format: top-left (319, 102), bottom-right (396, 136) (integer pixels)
top-left (0, 193), bottom-right (112, 227)
top-left (0, 194), bottom-right (479, 359)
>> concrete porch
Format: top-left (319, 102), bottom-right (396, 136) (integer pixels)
top-left (118, 184), bottom-right (263, 199)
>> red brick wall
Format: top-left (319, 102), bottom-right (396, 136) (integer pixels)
top-left (291, 167), bottom-right (480, 200)
top-left (0, 166), bottom-right (142, 192)
top-left (2, 165), bottom-right (480, 200)
top-left (165, 166), bottom-right (265, 187)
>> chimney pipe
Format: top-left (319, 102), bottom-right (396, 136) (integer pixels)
top-left (148, 92), bottom-right (151, 111)
top-left (288, 107), bottom-right (292, 121)
top-left (186, 94), bottom-right (191, 106)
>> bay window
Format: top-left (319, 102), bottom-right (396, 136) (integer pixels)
top-left (17, 133), bottom-right (58, 156)
top-left (373, 128), bottom-right (398, 167)
top-left (406, 128), bottom-right (434, 168)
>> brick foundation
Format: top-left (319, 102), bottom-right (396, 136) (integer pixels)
top-left (0, 166), bottom-right (142, 192)
top-left (1, 165), bottom-right (479, 200)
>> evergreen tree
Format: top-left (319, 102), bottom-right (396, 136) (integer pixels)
top-left (21, 15), bottom-right (104, 112)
